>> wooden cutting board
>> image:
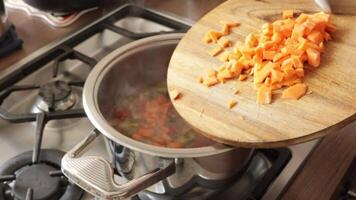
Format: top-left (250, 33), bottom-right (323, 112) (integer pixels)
top-left (167, 0), bottom-right (356, 148)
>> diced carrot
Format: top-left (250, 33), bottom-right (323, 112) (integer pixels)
top-left (295, 68), bottom-right (304, 77)
top-left (132, 133), bottom-right (144, 140)
top-left (262, 23), bottom-right (273, 36)
top-left (306, 48), bottom-right (320, 67)
top-left (167, 142), bottom-right (183, 148)
top-left (282, 76), bottom-right (302, 86)
top-left (282, 83), bottom-right (307, 100)
top-left (209, 46), bottom-right (223, 57)
top-left (281, 58), bottom-right (294, 69)
top-left (222, 24), bottom-right (230, 35)
top-left (256, 85), bottom-right (272, 104)
top-left (292, 24), bottom-right (306, 38)
top-left (240, 47), bottom-right (255, 58)
top-left (197, 76), bottom-right (204, 84)
top-left (307, 31), bottom-right (324, 44)
top-left (291, 56), bottom-right (304, 68)
top-left (202, 32), bottom-right (212, 44)
top-left (208, 31), bottom-right (223, 43)
top-left (225, 21), bottom-right (240, 27)
top-left (263, 51), bottom-right (276, 60)
top-left (262, 41), bottom-right (275, 50)
top-left (218, 69), bottom-right (234, 80)
top-left (273, 52), bottom-right (286, 62)
top-left (228, 100), bottom-right (237, 109)
top-left (218, 37), bottom-right (231, 48)
top-left (324, 32), bottom-right (331, 41)
top-left (204, 77), bottom-right (219, 87)
top-left (254, 62), bottom-right (274, 83)
top-left (231, 61), bottom-right (244, 76)
top-left (245, 33), bottom-right (259, 47)
top-left (199, 11), bottom-right (333, 105)
top-left (219, 51), bottom-right (230, 62)
top-left (295, 13), bottom-right (309, 24)
top-left (239, 74), bottom-right (248, 81)
top-left (264, 77), bottom-right (271, 86)
top-left (218, 64), bottom-right (226, 72)
top-left (170, 89), bottom-right (182, 100)
top-left (282, 10), bottom-right (294, 19)
top-left (207, 69), bottom-right (217, 77)
top-left (271, 69), bottom-right (284, 84)
top-left (272, 32), bottom-right (282, 43)
top-left (303, 20), bottom-right (316, 34)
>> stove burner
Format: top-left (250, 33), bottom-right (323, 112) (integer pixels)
top-left (14, 164), bottom-right (61, 200)
top-left (37, 80), bottom-right (77, 112)
top-left (39, 81), bottom-right (71, 103)
top-left (0, 149), bottom-right (84, 200)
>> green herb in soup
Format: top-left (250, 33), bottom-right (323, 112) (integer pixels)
top-left (109, 84), bottom-right (215, 148)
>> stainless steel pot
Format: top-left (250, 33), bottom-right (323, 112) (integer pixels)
top-left (61, 33), bottom-right (254, 200)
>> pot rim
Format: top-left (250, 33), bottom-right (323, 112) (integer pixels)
top-left (83, 33), bottom-right (233, 158)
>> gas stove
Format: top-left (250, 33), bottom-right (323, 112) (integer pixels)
top-left (0, 4), bottom-right (319, 200)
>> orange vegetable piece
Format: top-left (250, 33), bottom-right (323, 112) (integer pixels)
top-left (207, 69), bottom-right (217, 77)
top-left (167, 142), bottom-right (183, 148)
top-left (295, 13), bottom-right (309, 24)
top-left (222, 24), bottom-right (230, 35)
top-left (202, 32), bottom-right (212, 44)
top-left (208, 31), bottom-right (223, 43)
top-left (263, 51), bottom-right (276, 60)
top-left (257, 85), bottom-right (272, 104)
top-left (282, 83), bottom-right (307, 100)
top-left (170, 90), bottom-right (182, 100)
top-left (218, 69), bottom-right (234, 80)
top-left (271, 69), bottom-right (284, 84)
top-left (231, 61), bottom-right (244, 76)
top-left (306, 48), bottom-right (320, 67)
top-left (197, 76), bottom-right (204, 84)
top-left (239, 74), bottom-right (248, 81)
top-left (282, 10), bottom-right (294, 19)
top-left (228, 100), bottom-right (238, 109)
top-left (200, 11), bottom-right (334, 105)
top-left (307, 31), bottom-right (324, 44)
top-left (254, 62), bottom-right (275, 83)
top-left (219, 51), bottom-right (230, 62)
top-left (291, 56), bottom-right (304, 68)
top-left (218, 36), bottom-right (231, 48)
top-left (204, 77), bottom-right (219, 87)
top-left (209, 46), bottom-right (223, 57)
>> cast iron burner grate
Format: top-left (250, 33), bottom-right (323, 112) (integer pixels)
top-left (0, 149), bottom-right (83, 200)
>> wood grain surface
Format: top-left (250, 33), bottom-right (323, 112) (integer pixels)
top-left (281, 121), bottom-right (356, 200)
top-left (167, 0), bottom-right (356, 148)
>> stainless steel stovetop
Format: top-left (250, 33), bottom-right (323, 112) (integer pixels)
top-left (0, 4), bottom-right (329, 200)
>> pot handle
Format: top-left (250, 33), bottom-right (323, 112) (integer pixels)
top-left (61, 130), bottom-right (176, 200)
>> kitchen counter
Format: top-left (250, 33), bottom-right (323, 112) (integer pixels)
top-left (1, 1), bottom-right (355, 199)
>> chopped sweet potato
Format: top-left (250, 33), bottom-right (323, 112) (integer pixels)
top-left (282, 83), bottom-right (307, 99)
